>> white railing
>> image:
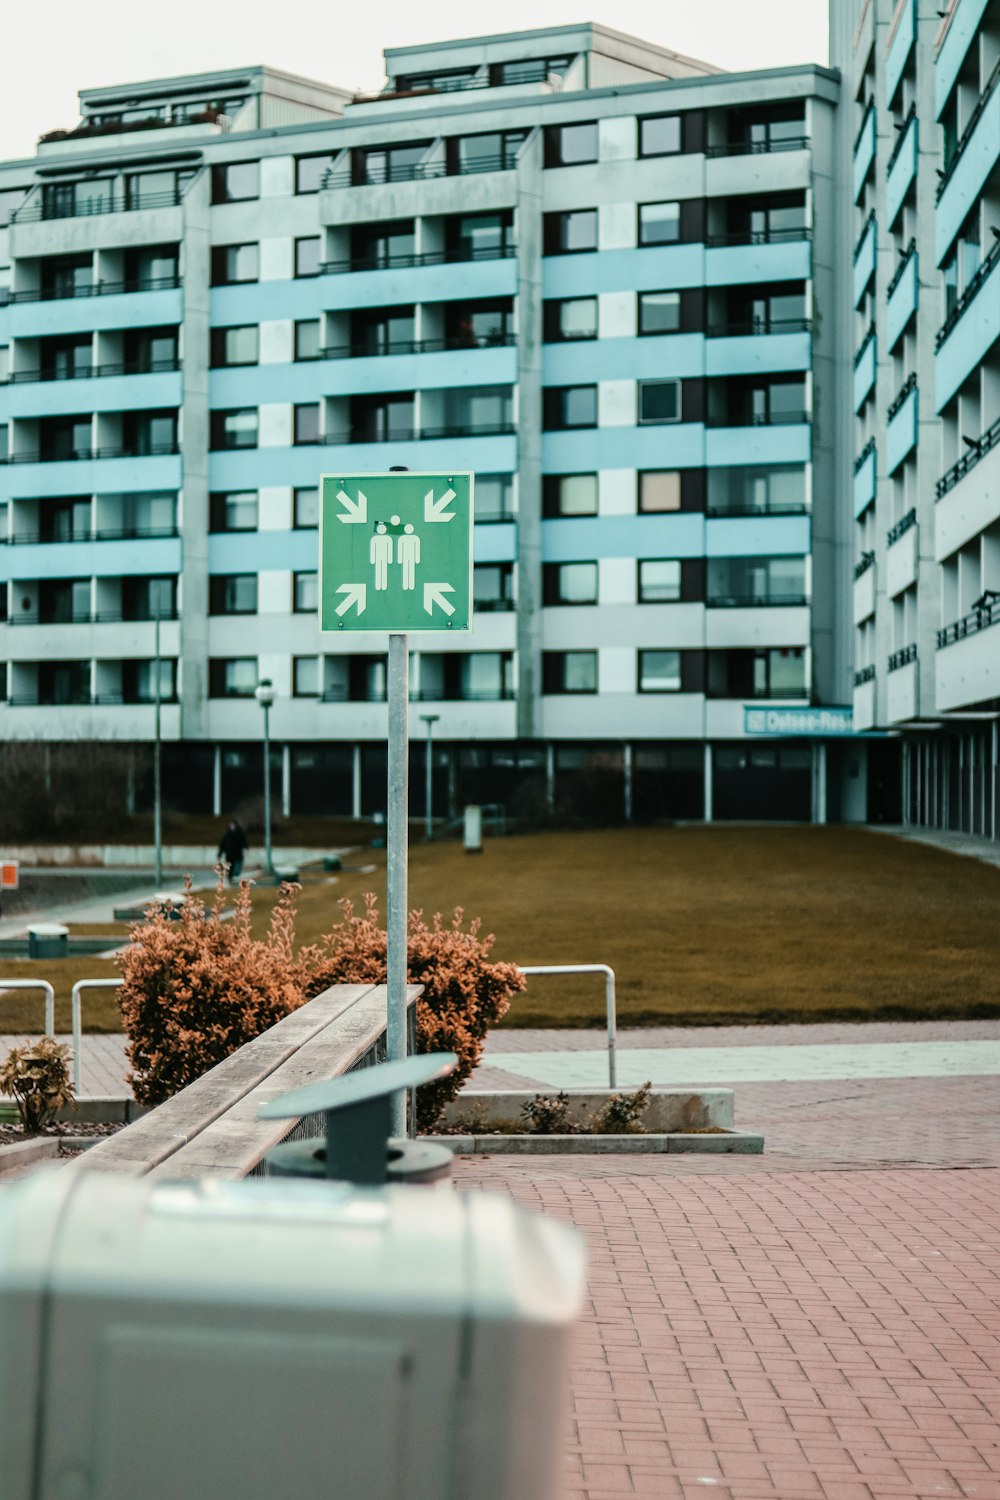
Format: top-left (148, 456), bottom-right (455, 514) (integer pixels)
top-left (71, 978), bottom-right (124, 1092)
top-left (516, 965), bottom-right (618, 1087)
top-left (0, 979), bottom-right (55, 1038)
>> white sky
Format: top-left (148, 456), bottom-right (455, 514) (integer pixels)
top-left (1, 1), bottom-right (828, 164)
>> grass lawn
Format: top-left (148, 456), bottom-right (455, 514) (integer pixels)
top-left (3, 825), bottom-right (994, 1034)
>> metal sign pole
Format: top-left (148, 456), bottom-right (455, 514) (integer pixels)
top-left (153, 607), bottom-right (163, 888)
top-left (386, 631), bottom-right (409, 1136)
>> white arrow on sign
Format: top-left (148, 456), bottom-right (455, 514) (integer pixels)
top-left (336, 488), bottom-right (367, 524)
top-left (335, 582), bottom-right (367, 617)
top-left (424, 487), bottom-right (456, 524)
top-left (424, 582), bottom-right (456, 617)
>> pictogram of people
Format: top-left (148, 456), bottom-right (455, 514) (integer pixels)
top-left (370, 521), bottom-right (393, 590)
top-left (398, 523), bottom-right (420, 590)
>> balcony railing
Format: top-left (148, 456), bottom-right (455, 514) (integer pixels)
top-left (2, 443), bottom-right (179, 464)
top-left (852, 209), bottom-right (876, 264)
top-left (13, 188), bottom-right (188, 224)
top-left (936, 413), bottom-right (1000, 498)
top-left (707, 316), bottom-right (810, 337)
top-left (853, 103), bottom-right (875, 156)
top-left (936, 55), bottom-right (1000, 201)
top-left (854, 551), bottom-right (875, 580)
top-left (854, 664), bottom-right (877, 685)
top-left (887, 507), bottom-right (917, 546)
top-left (705, 501), bottom-right (809, 517)
top-left (886, 237), bottom-right (917, 297)
top-left (706, 227), bottom-right (811, 247)
top-left (937, 592), bottom-right (1000, 648)
top-left (707, 594), bottom-right (808, 608)
top-left (706, 409), bottom-right (810, 427)
top-left (320, 686), bottom-right (515, 702)
top-left (8, 609), bottom-right (178, 626)
top-left (6, 525), bottom-right (179, 545)
top-left (9, 693), bottom-right (178, 707)
top-left (886, 371), bottom-right (917, 422)
top-left (321, 421), bottom-right (515, 444)
top-left (888, 643), bottom-right (917, 671)
top-left (8, 274), bottom-right (180, 304)
top-left (705, 135), bottom-right (808, 158)
top-left (319, 244), bottom-right (516, 274)
top-left (936, 238), bottom-right (1000, 349)
top-left (854, 437), bottom-right (876, 473)
top-left (885, 102), bottom-right (917, 175)
top-left (853, 323), bottom-right (876, 367)
top-left (9, 358), bottom-right (181, 384)
top-left (319, 333), bottom-right (515, 359)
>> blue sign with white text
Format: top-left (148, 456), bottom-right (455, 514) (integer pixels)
top-left (744, 707), bottom-right (855, 737)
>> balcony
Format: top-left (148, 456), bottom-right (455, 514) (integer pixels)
top-left (886, 645), bottom-right (918, 722)
top-left (321, 249), bottom-right (517, 312)
top-left (8, 284), bottom-right (184, 341)
top-left (5, 525), bottom-right (178, 546)
top-left (935, 58), bottom-right (1000, 263)
top-left (12, 186), bottom-right (188, 224)
top-left (935, 0), bottom-right (991, 116)
top-left (935, 416), bottom-right (1000, 559)
top-left (853, 554), bottom-right (876, 625)
top-left (853, 439), bottom-right (876, 517)
top-left (853, 668), bottom-right (876, 731)
top-left (6, 608), bottom-right (179, 627)
top-left (853, 327), bottom-right (876, 412)
top-left (885, 0), bottom-right (915, 105)
top-left (323, 154), bottom-right (517, 190)
top-left (936, 593), bottom-right (1000, 711)
top-left (885, 108), bottom-right (917, 228)
top-left (5, 360), bottom-right (183, 419)
top-left (8, 274), bottom-right (180, 305)
top-left (321, 421), bottom-right (515, 445)
top-left (8, 357), bottom-right (180, 384)
top-left (3, 443), bottom-right (179, 465)
top-left (886, 374), bottom-right (917, 474)
top-left (886, 508), bottom-right (918, 596)
top-left (703, 318), bottom-right (810, 379)
top-left (886, 240), bottom-right (917, 350)
top-left (705, 136), bottom-right (809, 158)
top-left (934, 241), bottom-right (1000, 408)
top-left (852, 105), bottom-right (876, 203)
top-left (321, 333), bottom-right (515, 358)
top-left (852, 213), bottom-right (876, 307)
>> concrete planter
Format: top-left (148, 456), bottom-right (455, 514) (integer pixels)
top-left (437, 1131), bottom-right (764, 1155)
top-left (442, 1087), bottom-right (736, 1132)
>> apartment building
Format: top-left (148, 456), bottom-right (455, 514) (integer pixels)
top-left (832, 0), bottom-right (1000, 839)
top-left (0, 25), bottom-right (858, 824)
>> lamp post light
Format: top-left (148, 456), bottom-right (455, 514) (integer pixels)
top-left (255, 679), bottom-right (277, 878)
top-left (420, 714), bottom-right (440, 841)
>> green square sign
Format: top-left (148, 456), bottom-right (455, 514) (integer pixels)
top-left (319, 471), bottom-right (474, 634)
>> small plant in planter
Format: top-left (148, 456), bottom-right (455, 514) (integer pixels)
top-left (589, 1082), bottom-right (653, 1135)
top-left (0, 1038), bottom-right (74, 1133)
top-left (520, 1092), bottom-right (583, 1135)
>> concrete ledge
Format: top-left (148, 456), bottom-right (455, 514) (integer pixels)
top-left (436, 1131), bottom-right (764, 1154)
top-left (445, 1088), bottom-right (734, 1132)
top-left (0, 1137), bottom-right (61, 1174)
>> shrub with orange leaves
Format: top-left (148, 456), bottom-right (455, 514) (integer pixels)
top-left (303, 894), bottom-right (526, 1128)
top-left (117, 878), bottom-right (306, 1106)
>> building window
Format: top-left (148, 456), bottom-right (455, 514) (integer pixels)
top-left (209, 657), bottom-right (258, 697)
top-left (638, 291), bottom-right (681, 335)
top-left (544, 122), bottom-right (598, 167)
top-left (294, 404), bottom-right (320, 445)
top-left (294, 571), bottom-right (318, 612)
top-left (211, 162), bottom-right (259, 204)
top-left (474, 473), bottom-right (515, 521)
top-left (543, 561), bottom-right (598, 606)
top-left (639, 115), bottom-right (681, 157)
top-left (639, 201), bottom-right (681, 246)
top-left (210, 408), bottom-right (258, 449)
top-left (706, 463), bottom-right (807, 516)
top-left (209, 575), bottom-right (257, 615)
top-left (638, 380), bottom-right (681, 424)
top-left (639, 471), bottom-right (682, 513)
top-left (295, 236), bottom-right (321, 278)
top-left (543, 209), bottom-right (597, 255)
top-left (122, 658), bottom-right (176, 704)
top-left (638, 650), bottom-right (682, 693)
top-left (294, 487), bottom-right (319, 528)
top-left (638, 560), bottom-right (682, 603)
top-left (210, 492), bottom-right (258, 532)
top-left (543, 385), bottom-right (597, 430)
top-left (707, 555), bottom-right (807, 606)
top-left (211, 243), bottom-right (258, 285)
top-left (293, 655), bottom-right (320, 695)
top-left (210, 325), bottom-right (258, 367)
top-left (543, 650), bottom-right (598, 694)
top-left (295, 154), bottom-right (334, 193)
top-left (543, 474), bottom-right (598, 517)
top-left (473, 563), bottom-right (515, 611)
top-left (295, 319), bottom-right (321, 361)
top-left (448, 131), bottom-right (528, 174)
top-left (543, 297), bottom-right (598, 341)
top-left (707, 646), bottom-right (807, 698)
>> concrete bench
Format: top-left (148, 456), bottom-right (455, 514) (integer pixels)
top-left (76, 983), bottom-right (420, 1180)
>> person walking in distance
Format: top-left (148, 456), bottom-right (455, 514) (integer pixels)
top-left (218, 819), bottom-right (248, 884)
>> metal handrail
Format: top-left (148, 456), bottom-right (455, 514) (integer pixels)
top-left (854, 437), bottom-right (876, 473)
top-left (852, 210), bottom-right (876, 264)
top-left (885, 102), bottom-right (917, 175)
top-left (321, 420), bottom-right (515, 444)
top-left (320, 333), bottom-right (515, 358)
top-left (936, 238), bottom-right (1000, 349)
top-left (888, 643), bottom-right (917, 671)
top-left (886, 372), bottom-right (917, 422)
top-left (705, 135), bottom-right (808, 158)
top-left (853, 323), bottom-right (876, 368)
top-left (854, 664), bottom-right (877, 685)
top-left (854, 551), bottom-right (875, 580)
top-left (887, 507), bottom-right (917, 545)
top-left (706, 227), bottom-right (811, 247)
top-left (8, 274), bottom-right (180, 304)
top-left (515, 964), bottom-right (617, 1088)
top-left (937, 594), bottom-right (1000, 648)
top-left (7, 610), bottom-right (178, 626)
top-left (13, 188), bottom-right (187, 223)
top-left (936, 413), bottom-right (1000, 497)
top-left (887, 237), bottom-right (917, 297)
top-left (320, 245), bottom-right (516, 274)
top-left (9, 358), bottom-right (181, 384)
top-left (2, 444), bottom-right (179, 465)
top-left (71, 978), bottom-right (124, 1092)
top-left (5, 526), bottom-right (178, 546)
top-left (0, 980), bottom-right (55, 1038)
top-left (707, 317), bottom-right (810, 337)
top-left (853, 101), bottom-right (875, 155)
top-left (707, 594), bottom-right (808, 608)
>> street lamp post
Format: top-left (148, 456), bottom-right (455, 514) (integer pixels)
top-left (420, 714), bottom-right (440, 841)
top-left (255, 680), bottom-right (277, 878)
